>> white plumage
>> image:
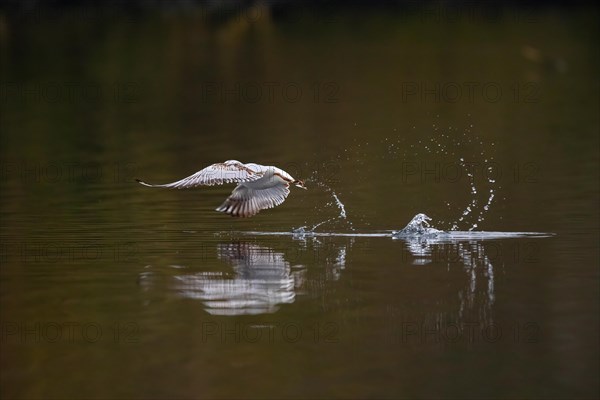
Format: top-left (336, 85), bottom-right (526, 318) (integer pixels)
top-left (136, 160), bottom-right (306, 218)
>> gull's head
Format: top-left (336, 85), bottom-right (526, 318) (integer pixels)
top-left (293, 180), bottom-right (307, 190)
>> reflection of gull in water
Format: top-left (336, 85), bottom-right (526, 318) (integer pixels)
top-left (174, 243), bottom-right (301, 315)
top-left (138, 241), bottom-right (350, 316)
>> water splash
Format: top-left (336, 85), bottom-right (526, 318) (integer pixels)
top-left (332, 193), bottom-right (347, 219)
top-left (307, 120), bottom-right (498, 232)
top-left (309, 191), bottom-right (353, 231)
top-left (392, 213), bottom-right (442, 237)
top-left (393, 123), bottom-right (499, 231)
top-left (310, 218), bottom-right (336, 231)
top-left (301, 180), bottom-right (354, 233)
top-left (239, 213), bottom-right (553, 239)
top-left (451, 157), bottom-right (479, 231)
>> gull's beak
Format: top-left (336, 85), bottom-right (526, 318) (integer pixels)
top-left (294, 180), bottom-right (308, 190)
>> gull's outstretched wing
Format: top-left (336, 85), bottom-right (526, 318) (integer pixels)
top-left (136, 160), bottom-right (263, 189)
top-left (216, 183), bottom-right (290, 218)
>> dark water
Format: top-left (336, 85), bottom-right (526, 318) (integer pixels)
top-left (1, 4), bottom-right (599, 399)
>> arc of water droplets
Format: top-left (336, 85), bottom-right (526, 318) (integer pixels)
top-left (451, 157), bottom-right (478, 231)
top-left (314, 123), bottom-right (497, 231)
top-left (422, 126), bottom-right (498, 231)
top-left (332, 193), bottom-right (347, 219)
top-left (448, 136), bottom-right (497, 231)
top-left (302, 176), bottom-right (354, 232)
top-left (390, 124), bottom-right (498, 231)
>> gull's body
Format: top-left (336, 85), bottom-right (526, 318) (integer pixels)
top-left (136, 160), bottom-right (306, 218)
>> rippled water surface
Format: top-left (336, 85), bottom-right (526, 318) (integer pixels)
top-left (1, 4), bottom-right (599, 399)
